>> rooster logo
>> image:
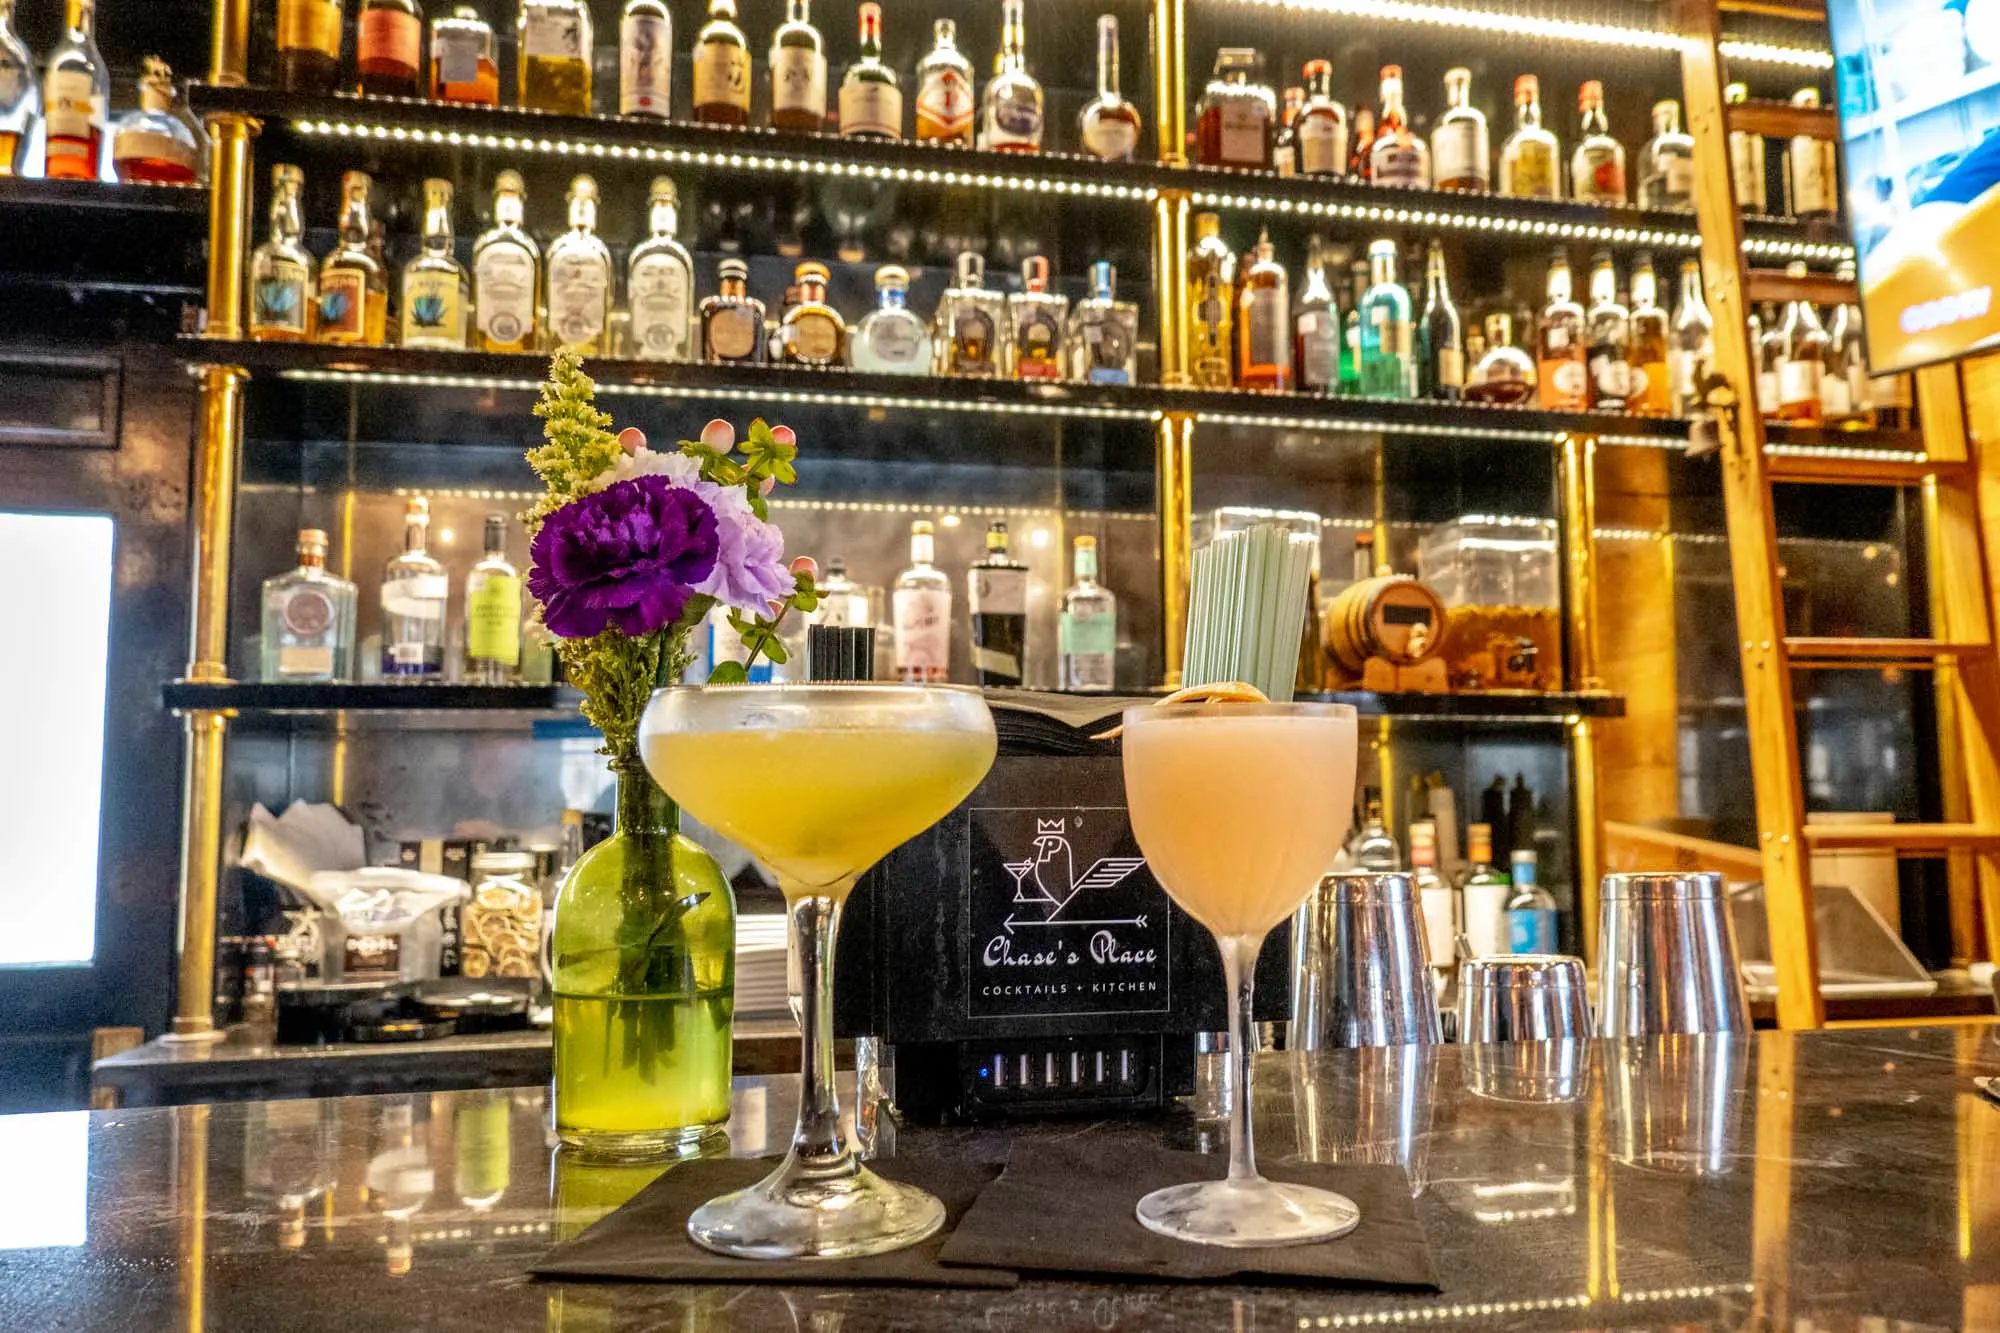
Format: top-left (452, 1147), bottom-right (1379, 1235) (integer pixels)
top-left (1000, 817), bottom-right (1147, 935)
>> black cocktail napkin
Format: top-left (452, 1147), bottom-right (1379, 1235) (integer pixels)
top-left (531, 1156), bottom-right (1017, 1289)
top-left (937, 1140), bottom-right (1440, 1289)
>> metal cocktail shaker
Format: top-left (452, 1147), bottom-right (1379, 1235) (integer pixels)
top-left (1594, 871), bottom-right (1750, 1037)
top-left (1291, 872), bottom-right (1442, 1050)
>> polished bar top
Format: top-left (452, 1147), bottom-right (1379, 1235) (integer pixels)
top-left (9, 1027), bottom-right (2000, 1330)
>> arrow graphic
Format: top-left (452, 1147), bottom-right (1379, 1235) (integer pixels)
top-left (1004, 914), bottom-right (1148, 935)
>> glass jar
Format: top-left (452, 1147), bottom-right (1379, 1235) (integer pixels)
top-left (464, 850), bottom-right (544, 979)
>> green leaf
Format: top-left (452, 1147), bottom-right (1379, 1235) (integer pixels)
top-left (707, 660), bottom-right (749, 685)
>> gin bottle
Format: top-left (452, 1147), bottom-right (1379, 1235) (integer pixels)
top-left (473, 171), bottom-right (541, 355)
top-left (980, 0), bottom-right (1042, 152)
top-left (381, 497), bottom-right (447, 681)
top-left (1571, 81), bottom-right (1626, 205)
top-left (1431, 67), bottom-right (1489, 192)
top-left (839, 3), bottom-right (901, 141)
top-left (250, 164), bottom-right (315, 344)
top-left (850, 265), bottom-right (931, 374)
top-left (814, 557), bottom-right (874, 628)
top-left (1638, 99), bottom-right (1694, 209)
top-left (914, 19), bottom-right (974, 144)
top-left (464, 515), bottom-right (520, 684)
top-left (1077, 15), bottom-right (1142, 161)
top-left (43, 0), bottom-right (108, 182)
top-left (1293, 235), bottom-right (1339, 394)
top-left (1058, 536), bottom-right (1116, 693)
top-left (546, 175), bottom-right (612, 355)
top-left (1459, 822), bottom-right (1511, 958)
top-left (1008, 256), bottom-right (1068, 382)
top-left (892, 520), bottom-right (951, 683)
top-left (627, 177), bottom-right (694, 362)
top-left (968, 522), bottom-right (1028, 687)
top-left (935, 252), bottom-right (1006, 377)
top-left (1068, 260), bottom-right (1138, 386)
top-left (400, 178), bottom-right (470, 351)
top-left (1352, 788), bottom-right (1400, 870)
top-left (262, 529), bottom-right (357, 682)
top-left (1505, 850), bottom-right (1557, 954)
top-left (1411, 820), bottom-right (1456, 970)
top-left (767, 0), bottom-right (824, 131)
top-left (1358, 239), bottom-right (1413, 399)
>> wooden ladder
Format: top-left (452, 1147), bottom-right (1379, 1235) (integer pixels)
top-left (1681, 0), bottom-right (2000, 1028)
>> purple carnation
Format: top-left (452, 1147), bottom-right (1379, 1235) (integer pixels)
top-left (529, 476), bottom-right (718, 639)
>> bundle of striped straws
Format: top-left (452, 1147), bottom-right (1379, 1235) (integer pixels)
top-left (1182, 522), bottom-right (1318, 702)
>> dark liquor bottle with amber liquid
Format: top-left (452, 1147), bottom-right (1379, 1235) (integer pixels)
top-left (356, 0), bottom-right (422, 98)
top-left (277, 0), bottom-right (344, 94)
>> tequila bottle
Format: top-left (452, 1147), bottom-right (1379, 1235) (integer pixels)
top-left (250, 164), bottom-right (315, 343)
top-left (262, 528), bottom-right (357, 682)
top-left (1059, 536), bottom-right (1117, 693)
top-left (1670, 258), bottom-right (1714, 416)
top-left (914, 19), bottom-right (974, 144)
top-left (699, 257), bottom-right (766, 364)
top-left (968, 522), bottom-right (1028, 688)
top-left (691, 0), bottom-right (751, 126)
top-left (1505, 851), bottom-right (1557, 954)
top-left (981, 0), bottom-right (1042, 152)
top-left (276, 0), bottom-right (343, 95)
top-left (1785, 88), bottom-right (1839, 219)
top-left (430, 5), bottom-right (498, 106)
top-left (1638, 99), bottom-right (1693, 209)
top-left (43, 0), bottom-right (107, 182)
top-left (1498, 75), bottom-right (1559, 200)
top-left (546, 175), bottom-right (612, 355)
top-left (767, 0), bottom-right (824, 131)
top-left (1535, 251), bottom-right (1587, 410)
top-left (1628, 254), bottom-right (1670, 415)
top-left (1068, 260), bottom-right (1138, 385)
top-left (356, 0), bottom-right (422, 98)
top-left (1463, 313), bottom-right (1536, 405)
top-left (113, 61), bottom-right (202, 185)
top-left (1009, 256), bottom-right (1068, 381)
top-left (1236, 230), bottom-right (1290, 392)
top-left (1584, 251), bottom-right (1630, 411)
top-left (1358, 239), bottom-right (1413, 399)
top-left (627, 177), bottom-right (694, 362)
top-left (1432, 67), bottom-right (1489, 192)
top-left (473, 170), bottom-right (541, 355)
top-left (1571, 81), bottom-right (1626, 205)
top-left (781, 261), bottom-right (846, 367)
top-left (1776, 263), bottom-right (1828, 424)
top-left (1459, 823), bottom-right (1511, 958)
top-left (0, 0), bottom-right (35, 178)
top-left (850, 264), bottom-right (931, 374)
top-left (1726, 83), bottom-right (1768, 214)
top-left (1296, 59), bottom-right (1347, 177)
top-left (1369, 65), bottom-right (1430, 188)
top-left (1293, 235), bottom-right (1339, 394)
top-left (1195, 48), bottom-right (1271, 170)
top-left (893, 520), bottom-right (950, 683)
top-left (318, 172), bottom-right (387, 347)
top-left (381, 497), bottom-right (447, 681)
top-left (1188, 212), bottom-right (1236, 388)
top-left (400, 178), bottom-right (470, 350)
top-left (1418, 240), bottom-right (1463, 399)
top-left (839, 3), bottom-right (901, 141)
top-left (1078, 15), bottom-right (1142, 161)
top-left (519, 0), bottom-right (592, 115)
top-left (464, 515), bottom-right (521, 684)
top-left (935, 252), bottom-right (1005, 378)
top-left (620, 0), bottom-right (671, 119)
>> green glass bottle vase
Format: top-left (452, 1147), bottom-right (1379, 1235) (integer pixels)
top-left (551, 761), bottom-right (736, 1159)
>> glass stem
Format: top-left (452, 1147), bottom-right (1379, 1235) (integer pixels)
top-left (1220, 931), bottom-right (1263, 1184)
top-left (785, 886), bottom-right (854, 1181)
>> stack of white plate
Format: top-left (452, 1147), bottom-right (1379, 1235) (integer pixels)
top-left (734, 914), bottom-right (792, 1019)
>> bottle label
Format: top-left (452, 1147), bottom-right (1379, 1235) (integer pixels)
top-left (705, 305), bottom-right (760, 361)
top-left (893, 589), bottom-right (951, 672)
top-left (985, 89), bottom-right (1044, 149)
top-left (1779, 357), bottom-right (1822, 408)
top-left (252, 257), bottom-right (311, 336)
top-left (44, 69), bottom-right (99, 147)
top-left (1538, 354), bottom-right (1587, 408)
top-left (1218, 100), bottom-right (1265, 166)
top-left (692, 41), bottom-right (751, 111)
top-left (864, 314), bottom-right (923, 366)
top-left (1436, 346), bottom-right (1465, 389)
top-left (621, 14), bottom-right (671, 115)
top-left (1372, 137), bottom-right (1426, 187)
top-left (1298, 115), bottom-right (1346, 175)
top-left (970, 567), bottom-right (1027, 616)
top-left (1670, 346), bottom-right (1708, 413)
top-left (279, 0), bottom-right (342, 56)
top-left (0, 53), bottom-right (24, 110)
top-left (1082, 112), bottom-right (1139, 160)
top-left (1506, 143), bottom-right (1557, 199)
top-left (281, 586), bottom-right (334, 639)
top-left (1664, 155), bottom-right (1694, 201)
top-left (1247, 293), bottom-right (1284, 371)
top-left (357, 9), bottom-right (421, 71)
top-left (1059, 611), bottom-right (1117, 687)
top-left (1757, 370), bottom-right (1779, 414)
top-left (1015, 307), bottom-right (1063, 377)
top-left (547, 253), bottom-right (608, 346)
top-left (771, 46), bottom-right (825, 120)
top-left (435, 29), bottom-right (482, 87)
top-left (1731, 135), bottom-right (1766, 210)
top-left (839, 81), bottom-right (903, 139)
top-left (317, 269), bottom-right (368, 343)
top-left (1433, 121), bottom-right (1488, 186)
top-left (381, 574), bottom-right (448, 619)
top-left (475, 246), bottom-right (536, 346)
top-left (951, 306), bottom-right (998, 374)
top-left (629, 254), bottom-right (691, 360)
top-left (523, 9), bottom-right (584, 60)
top-left (468, 574), bottom-right (522, 666)
top-left (1082, 309), bottom-right (1134, 383)
top-left (1506, 907), bottom-right (1556, 954)
top-left (1575, 146), bottom-right (1626, 202)
top-left (917, 68), bottom-right (974, 140)
top-left (1299, 310), bottom-right (1338, 387)
top-left (402, 270), bottom-right (467, 348)
top-left (277, 643), bottom-right (335, 677)
top-left (790, 312), bottom-right (841, 362)
top-left (1791, 141), bottom-right (1836, 213)
top-left (1589, 347), bottom-right (1631, 405)
top-left (1821, 369), bottom-right (1853, 417)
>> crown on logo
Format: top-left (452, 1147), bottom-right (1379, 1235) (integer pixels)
top-left (1036, 818), bottom-right (1066, 834)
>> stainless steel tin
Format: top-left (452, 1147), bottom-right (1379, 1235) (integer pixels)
top-left (1594, 872), bottom-right (1751, 1037)
top-left (1456, 954), bottom-right (1593, 1044)
top-left (1291, 872), bottom-right (1442, 1050)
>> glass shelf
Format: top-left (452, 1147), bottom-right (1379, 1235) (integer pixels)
top-left (1302, 688), bottom-right (1625, 720)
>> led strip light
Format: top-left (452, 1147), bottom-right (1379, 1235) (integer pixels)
top-left (1201, 406), bottom-right (1687, 449)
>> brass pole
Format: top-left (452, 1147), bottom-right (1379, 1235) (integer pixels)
top-left (1570, 717), bottom-right (1604, 964)
top-left (202, 115), bottom-right (258, 342)
top-left (1156, 412), bottom-right (1194, 687)
top-left (189, 367), bottom-right (245, 682)
top-left (1151, 0), bottom-right (1186, 168)
top-left (209, 0), bottom-right (250, 87)
top-left (1558, 433), bottom-right (1602, 691)
top-left (1153, 191), bottom-right (1191, 389)
top-left (173, 1104), bottom-right (212, 1326)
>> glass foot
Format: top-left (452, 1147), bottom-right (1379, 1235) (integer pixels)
top-left (687, 1158), bottom-right (946, 1260)
top-left (556, 1123), bottom-right (726, 1163)
top-left (1135, 1177), bottom-right (1360, 1249)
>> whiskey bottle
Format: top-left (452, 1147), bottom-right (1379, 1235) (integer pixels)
top-left (400, 178), bottom-right (470, 350)
top-left (1195, 48), bottom-right (1271, 170)
top-left (1823, 260), bottom-right (1867, 423)
top-left (43, 0), bottom-right (107, 182)
top-left (1670, 258), bottom-right (1714, 416)
top-left (1498, 75), bottom-right (1559, 201)
top-left (781, 261), bottom-right (847, 367)
top-left (1059, 536), bottom-right (1117, 693)
top-left (381, 497), bottom-right (447, 681)
top-left (620, 0), bottom-right (671, 119)
top-left (1726, 84), bottom-right (1768, 214)
top-left (250, 164), bottom-right (315, 343)
top-left (1274, 86), bottom-right (1303, 176)
top-left (1638, 99), bottom-right (1693, 209)
top-left (1236, 230), bottom-right (1290, 392)
top-left (1754, 304), bottom-right (1781, 417)
top-left (472, 170), bottom-right (541, 355)
top-left (1417, 240), bottom-right (1464, 399)
top-left (627, 178), bottom-right (695, 362)
top-left (1078, 15), bottom-right (1142, 161)
top-left (892, 520), bottom-right (951, 683)
top-left (839, 3), bottom-right (901, 141)
top-left (0, 1), bottom-right (34, 178)
top-left (318, 171), bottom-right (387, 346)
top-left (1369, 65), bottom-right (1430, 188)
top-left (464, 515), bottom-right (521, 685)
top-left (968, 522), bottom-right (1028, 688)
top-left (519, 0), bottom-right (592, 115)
top-left (981, 0), bottom-right (1043, 153)
top-left (1785, 88), bottom-right (1839, 219)
top-left (1008, 255), bottom-right (1068, 382)
top-left (1296, 59), bottom-right (1347, 177)
top-left (1463, 313), bottom-right (1536, 405)
top-left (1776, 263), bottom-right (1828, 424)
top-left (1583, 251), bottom-right (1630, 411)
top-left (1358, 239), bottom-right (1413, 399)
top-left (112, 58), bottom-right (201, 185)
top-left (1571, 81), bottom-right (1626, 205)
top-left (935, 252), bottom-right (1006, 378)
top-left (276, 0), bottom-right (343, 95)
top-left (1349, 106), bottom-right (1376, 181)
top-left (1628, 254), bottom-right (1670, 416)
top-left (1188, 212), bottom-right (1237, 388)
top-left (1293, 235), bottom-right (1340, 393)
top-left (1535, 250), bottom-right (1587, 410)
top-left (699, 257), bottom-right (766, 364)
top-left (546, 176), bottom-right (613, 354)
top-left (430, 6), bottom-right (498, 106)
top-left (1068, 260), bottom-right (1138, 386)
top-left (355, 0), bottom-right (422, 99)
top-left (261, 528), bottom-right (357, 682)
top-left (850, 265), bottom-right (932, 375)
top-left (914, 19), bottom-right (974, 144)
top-left (1432, 67), bottom-right (1489, 192)
top-left (692, 0), bottom-right (751, 126)
top-left (768, 0), bottom-right (824, 131)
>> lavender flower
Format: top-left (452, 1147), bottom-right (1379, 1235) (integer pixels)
top-left (527, 476), bottom-right (718, 639)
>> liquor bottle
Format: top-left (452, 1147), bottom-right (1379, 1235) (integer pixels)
top-left (1505, 850), bottom-right (1557, 953)
top-left (1059, 536), bottom-right (1117, 692)
top-left (814, 557), bottom-right (873, 628)
top-left (768, 283), bottom-right (799, 364)
top-left (1627, 254), bottom-right (1670, 415)
top-left (914, 19), bottom-right (974, 144)
top-left (981, 0), bottom-right (1043, 153)
top-left (1584, 252), bottom-right (1631, 411)
top-left (381, 497), bottom-right (447, 681)
top-left (620, 0), bottom-right (671, 119)
top-left (1234, 231), bottom-right (1290, 392)
top-left (276, 0), bottom-right (343, 95)
top-left (1349, 106), bottom-right (1376, 181)
top-left (1352, 788), bottom-right (1400, 870)
top-left (1189, 212), bottom-right (1236, 388)
top-left (1078, 15), bottom-right (1142, 161)
top-left (472, 170), bottom-right (541, 355)
top-left (1417, 240), bottom-right (1464, 400)
top-left (935, 252), bottom-right (1006, 378)
top-left (968, 522), bottom-right (1028, 687)
top-left (767, 0), bottom-right (824, 131)
top-left (1637, 99), bottom-right (1694, 209)
top-left (546, 175), bottom-right (612, 355)
top-left (1498, 75), bottom-right (1559, 201)
top-left (251, 165), bottom-right (315, 343)
top-left (1726, 83), bottom-right (1768, 214)
top-left (893, 520), bottom-right (950, 683)
top-left (43, 0), bottom-right (107, 182)
top-left (519, 0), bottom-right (591, 114)
top-left (627, 177), bottom-right (694, 362)
top-left (112, 59), bottom-right (201, 185)
top-left (356, 0), bottom-right (422, 99)
top-left (1339, 260), bottom-right (1367, 393)
top-left (400, 178), bottom-right (469, 350)
top-left (851, 265), bottom-right (932, 374)
top-left (318, 172), bottom-right (387, 346)
top-left (839, 4), bottom-right (901, 141)
top-left (1273, 86), bottom-right (1303, 175)
top-left (0, 2), bottom-right (32, 178)
top-left (1009, 256), bottom-right (1068, 381)
top-left (1777, 264), bottom-right (1829, 424)
top-left (1432, 66), bottom-right (1489, 193)
top-left (1296, 59), bottom-right (1347, 177)
top-left (1536, 251), bottom-right (1587, 410)
top-left (1458, 823), bottom-right (1510, 958)
top-left (781, 261), bottom-right (846, 367)
top-left (692, 0), bottom-right (751, 126)
top-left (1369, 65), bottom-right (1430, 188)
top-left (1464, 313), bottom-right (1536, 405)
top-left (1785, 88), bottom-right (1839, 220)
top-left (1571, 81), bottom-right (1626, 204)
top-left (1411, 820), bottom-right (1456, 970)
top-left (1670, 258), bottom-right (1714, 417)
top-left (1754, 304), bottom-right (1780, 417)
top-left (1823, 259), bottom-right (1868, 423)
top-left (1069, 260), bottom-right (1138, 385)
top-left (464, 515), bottom-right (520, 684)
top-left (430, 6), bottom-right (498, 106)
top-left (261, 528), bottom-right (357, 682)
top-left (700, 257), bottom-right (766, 365)
top-left (1293, 235), bottom-right (1340, 393)
top-left (1358, 239), bottom-right (1413, 399)
top-left (1195, 48), bottom-right (1271, 170)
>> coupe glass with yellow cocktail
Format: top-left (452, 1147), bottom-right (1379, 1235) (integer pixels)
top-left (639, 683), bottom-right (997, 1259)
top-left (1122, 700), bottom-right (1360, 1246)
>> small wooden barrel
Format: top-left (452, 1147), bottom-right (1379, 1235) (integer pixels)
top-left (1324, 575), bottom-right (1448, 676)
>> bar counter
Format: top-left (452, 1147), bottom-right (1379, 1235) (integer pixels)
top-left (10, 1026), bottom-right (2000, 1330)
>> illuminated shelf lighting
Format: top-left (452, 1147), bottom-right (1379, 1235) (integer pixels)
top-left (1765, 443), bottom-right (1931, 463)
top-left (1209, 0), bottom-right (1678, 50)
top-left (1201, 406), bottom-right (1685, 449)
top-left (1718, 38), bottom-right (1836, 70)
top-left (1296, 1282), bottom-right (1753, 1328)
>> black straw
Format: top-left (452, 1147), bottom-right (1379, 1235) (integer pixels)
top-left (806, 626), bottom-right (875, 683)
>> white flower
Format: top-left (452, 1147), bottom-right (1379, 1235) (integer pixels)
top-left (586, 447), bottom-right (702, 492)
